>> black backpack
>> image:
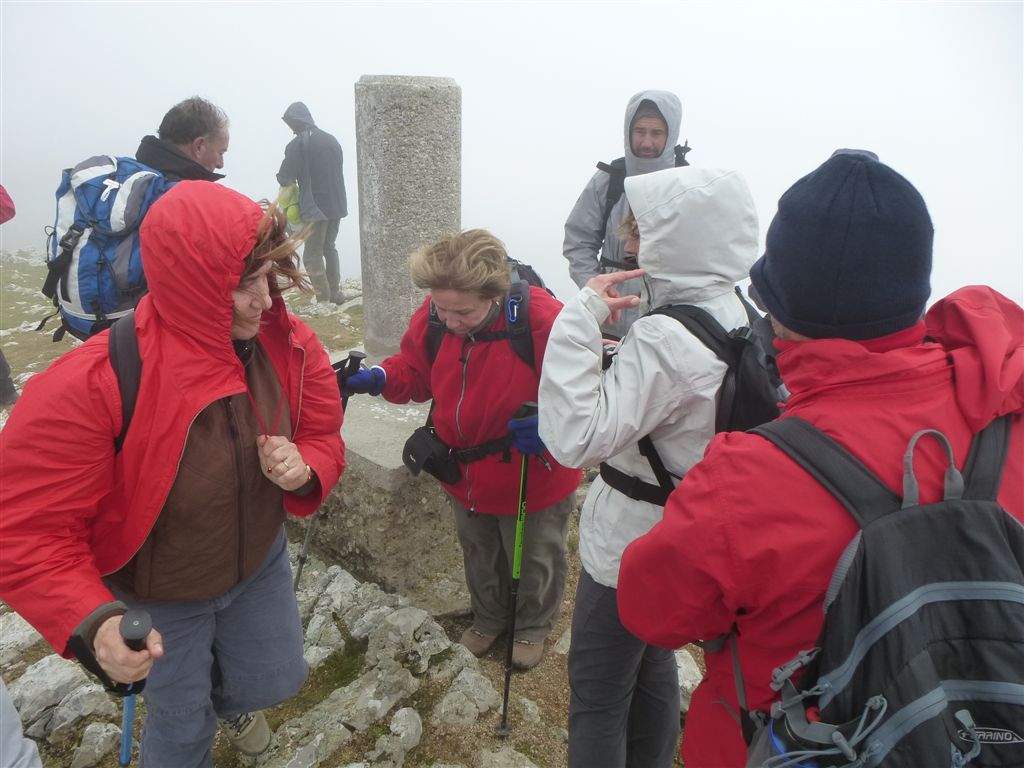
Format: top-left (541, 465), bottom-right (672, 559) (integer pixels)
top-left (736, 415), bottom-right (1023, 767)
top-left (425, 257), bottom-right (553, 370)
top-left (599, 287), bottom-right (784, 506)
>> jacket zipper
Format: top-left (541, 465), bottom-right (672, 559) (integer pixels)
top-left (456, 339), bottom-right (476, 511)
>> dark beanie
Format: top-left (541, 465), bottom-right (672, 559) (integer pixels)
top-left (749, 151), bottom-right (933, 340)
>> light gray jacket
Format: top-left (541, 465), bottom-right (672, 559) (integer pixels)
top-left (562, 90), bottom-right (683, 338)
top-left (540, 166), bottom-right (759, 587)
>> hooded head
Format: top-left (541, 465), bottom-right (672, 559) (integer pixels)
top-left (140, 182), bottom-right (308, 351)
top-left (282, 101), bottom-right (316, 133)
top-left (624, 166), bottom-right (759, 307)
top-left (749, 150), bottom-right (933, 340)
top-left (623, 90), bottom-right (682, 176)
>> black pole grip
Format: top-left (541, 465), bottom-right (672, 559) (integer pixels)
top-left (119, 609), bottom-right (151, 652)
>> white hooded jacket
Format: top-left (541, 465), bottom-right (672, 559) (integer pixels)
top-left (562, 90), bottom-right (683, 338)
top-left (540, 166), bottom-right (759, 587)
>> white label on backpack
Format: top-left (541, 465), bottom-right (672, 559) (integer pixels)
top-left (958, 727), bottom-right (1024, 745)
top-left (100, 178), bottom-right (121, 202)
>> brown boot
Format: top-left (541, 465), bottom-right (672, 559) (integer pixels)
top-left (511, 638), bottom-right (544, 671)
top-left (460, 627), bottom-right (499, 657)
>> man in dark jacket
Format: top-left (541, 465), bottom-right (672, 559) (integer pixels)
top-left (135, 96), bottom-right (230, 182)
top-left (276, 102), bottom-right (348, 304)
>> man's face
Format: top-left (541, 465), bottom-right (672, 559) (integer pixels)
top-left (630, 116), bottom-right (668, 159)
top-left (188, 129), bottom-right (230, 171)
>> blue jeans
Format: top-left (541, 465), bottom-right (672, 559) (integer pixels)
top-left (108, 529), bottom-right (307, 768)
top-left (568, 568), bottom-right (680, 767)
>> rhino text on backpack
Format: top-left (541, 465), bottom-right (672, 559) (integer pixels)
top-left (737, 415), bottom-right (1023, 768)
top-left (40, 155), bottom-right (171, 341)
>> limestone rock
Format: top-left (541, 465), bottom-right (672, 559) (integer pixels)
top-left (69, 722), bottom-right (120, 768)
top-left (9, 654), bottom-right (89, 724)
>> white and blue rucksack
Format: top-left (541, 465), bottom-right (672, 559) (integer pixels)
top-left (41, 155), bottom-right (172, 341)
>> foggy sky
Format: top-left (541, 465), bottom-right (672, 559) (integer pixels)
top-left (1, 1), bottom-right (1021, 305)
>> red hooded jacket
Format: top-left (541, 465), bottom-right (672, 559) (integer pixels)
top-left (617, 286), bottom-right (1024, 767)
top-left (380, 289), bottom-right (581, 514)
top-left (0, 182), bottom-right (345, 654)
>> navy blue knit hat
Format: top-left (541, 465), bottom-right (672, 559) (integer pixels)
top-left (749, 150), bottom-right (933, 340)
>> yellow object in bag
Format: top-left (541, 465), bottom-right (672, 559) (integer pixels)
top-left (277, 185), bottom-right (301, 226)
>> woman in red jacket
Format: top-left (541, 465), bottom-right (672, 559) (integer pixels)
top-left (343, 229), bottom-right (581, 671)
top-left (0, 182), bottom-right (345, 766)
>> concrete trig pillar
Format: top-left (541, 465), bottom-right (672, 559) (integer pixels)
top-left (355, 75), bottom-right (461, 357)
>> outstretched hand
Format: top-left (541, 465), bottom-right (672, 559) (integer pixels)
top-left (585, 269), bottom-right (645, 324)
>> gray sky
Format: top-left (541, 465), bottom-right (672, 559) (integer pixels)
top-left (1, 1), bottom-right (1021, 304)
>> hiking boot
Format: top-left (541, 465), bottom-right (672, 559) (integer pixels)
top-left (330, 289), bottom-right (346, 304)
top-left (511, 639), bottom-right (544, 671)
top-left (218, 710), bottom-right (271, 756)
top-left (460, 627), bottom-right (499, 657)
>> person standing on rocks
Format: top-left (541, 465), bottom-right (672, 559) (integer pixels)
top-left (277, 101), bottom-right (348, 304)
top-left (342, 229), bottom-right (582, 671)
top-left (0, 182), bottom-right (346, 766)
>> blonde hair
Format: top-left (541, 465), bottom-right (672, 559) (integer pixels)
top-left (242, 203), bottom-right (312, 295)
top-left (409, 229), bottom-right (512, 299)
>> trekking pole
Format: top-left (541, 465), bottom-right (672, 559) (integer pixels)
top-left (294, 350), bottom-right (367, 591)
top-left (118, 608), bottom-right (152, 766)
top-left (495, 403), bottom-right (536, 737)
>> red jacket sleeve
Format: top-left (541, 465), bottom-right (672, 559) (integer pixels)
top-left (284, 316), bottom-right (346, 519)
top-left (0, 185), bottom-right (14, 224)
top-left (379, 298), bottom-right (436, 404)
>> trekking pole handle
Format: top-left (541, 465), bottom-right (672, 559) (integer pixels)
top-left (337, 350), bottom-right (368, 411)
top-left (119, 609), bottom-right (151, 653)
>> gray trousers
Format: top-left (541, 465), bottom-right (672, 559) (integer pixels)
top-left (568, 568), bottom-right (680, 768)
top-left (302, 218), bottom-right (341, 297)
top-left (108, 530), bottom-right (307, 768)
top-left (450, 493), bottom-right (572, 642)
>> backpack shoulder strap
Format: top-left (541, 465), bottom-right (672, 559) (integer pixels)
top-left (108, 311), bottom-right (141, 453)
top-left (751, 417), bottom-right (901, 528)
top-left (961, 414), bottom-right (1012, 500)
top-left (649, 304), bottom-right (738, 365)
top-left (426, 285), bottom-right (535, 369)
top-left (504, 281), bottom-right (534, 369)
top-left (596, 156), bottom-right (627, 234)
top-left (425, 301), bottom-right (446, 364)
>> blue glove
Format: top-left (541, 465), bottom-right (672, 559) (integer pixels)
top-left (508, 413), bottom-right (546, 455)
top-left (341, 366), bottom-right (386, 397)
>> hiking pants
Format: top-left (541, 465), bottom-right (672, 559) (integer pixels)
top-left (107, 529), bottom-right (307, 768)
top-left (450, 492), bottom-right (572, 643)
top-left (302, 218), bottom-right (342, 299)
top-left (568, 568), bottom-right (680, 768)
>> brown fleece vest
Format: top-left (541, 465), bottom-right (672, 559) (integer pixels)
top-left (110, 342), bottom-right (292, 600)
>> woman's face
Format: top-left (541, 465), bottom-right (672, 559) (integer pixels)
top-left (431, 288), bottom-right (498, 337)
top-left (230, 262), bottom-right (273, 340)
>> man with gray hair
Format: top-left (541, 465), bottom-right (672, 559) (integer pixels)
top-left (135, 96), bottom-right (230, 181)
top-left (562, 89), bottom-right (687, 337)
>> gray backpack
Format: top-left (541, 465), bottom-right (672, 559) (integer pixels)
top-left (732, 416), bottom-right (1023, 767)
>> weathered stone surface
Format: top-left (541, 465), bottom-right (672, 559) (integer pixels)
top-left (676, 647), bottom-right (703, 714)
top-left (0, 611), bottom-right (43, 668)
top-left (69, 722), bottom-right (120, 768)
top-left (354, 75), bottom-right (461, 357)
top-left (47, 683), bottom-right (117, 742)
top-left (479, 745), bottom-right (540, 768)
top-left (367, 707), bottom-right (422, 766)
top-left (8, 654), bottom-right (89, 724)
top-left (433, 668), bottom-right (500, 727)
top-left (366, 607), bottom-right (451, 674)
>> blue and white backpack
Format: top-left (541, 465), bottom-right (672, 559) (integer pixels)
top-left (41, 155), bottom-right (172, 341)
